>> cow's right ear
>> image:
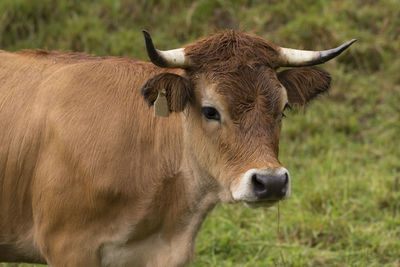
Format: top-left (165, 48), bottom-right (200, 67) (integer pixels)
top-left (141, 73), bottom-right (193, 112)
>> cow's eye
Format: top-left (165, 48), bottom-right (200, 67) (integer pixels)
top-left (201, 106), bottom-right (220, 121)
top-left (283, 103), bottom-right (292, 112)
top-left (280, 103), bottom-right (292, 121)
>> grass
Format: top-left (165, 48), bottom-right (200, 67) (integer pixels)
top-left (1, 0), bottom-right (399, 266)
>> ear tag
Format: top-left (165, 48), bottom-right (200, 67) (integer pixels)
top-left (154, 89), bottom-right (169, 117)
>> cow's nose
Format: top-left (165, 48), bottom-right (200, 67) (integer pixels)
top-left (251, 172), bottom-right (289, 199)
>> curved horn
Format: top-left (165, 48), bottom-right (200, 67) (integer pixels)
top-left (142, 30), bottom-right (190, 68)
top-left (278, 39), bottom-right (357, 67)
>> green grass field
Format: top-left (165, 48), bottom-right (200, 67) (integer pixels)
top-left (1, 0), bottom-right (399, 266)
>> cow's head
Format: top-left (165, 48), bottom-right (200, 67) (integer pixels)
top-left (141, 30), bottom-right (355, 207)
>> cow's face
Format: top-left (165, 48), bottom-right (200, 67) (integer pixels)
top-left (141, 30), bottom-right (353, 207)
top-left (183, 65), bottom-right (330, 206)
top-left (184, 67), bottom-right (289, 206)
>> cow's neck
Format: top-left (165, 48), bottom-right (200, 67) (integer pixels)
top-left (152, 152), bottom-right (220, 244)
top-left (149, 114), bottom-right (220, 235)
top-left (145, 155), bottom-right (219, 265)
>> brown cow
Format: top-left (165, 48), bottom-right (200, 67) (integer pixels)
top-left (0, 30), bottom-right (355, 266)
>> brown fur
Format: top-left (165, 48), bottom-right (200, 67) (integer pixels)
top-left (0, 30), bottom-right (333, 267)
top-left (184, 30), bottom-right (280, 72)
top-left (0, 50), bottom-right (194, 265)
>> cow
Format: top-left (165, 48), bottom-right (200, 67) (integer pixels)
top-left (0, 30), bottom-right (355, 266)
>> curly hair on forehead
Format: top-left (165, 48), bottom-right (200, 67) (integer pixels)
top-left (184, 30), bottom-right (280, 73)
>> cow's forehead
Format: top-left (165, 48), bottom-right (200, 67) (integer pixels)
top-left (194, 66), bottom-right (287, 120)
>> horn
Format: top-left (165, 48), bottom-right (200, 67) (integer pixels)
top-left (278, 39), bottom-right (357, 67)
top-left (142, 30), bottom-right (190, 68)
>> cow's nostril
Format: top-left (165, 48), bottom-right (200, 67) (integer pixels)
top-left (252, 174), bottom-right (267, 195)
top-left (284, 173), bottom-right (289, 185)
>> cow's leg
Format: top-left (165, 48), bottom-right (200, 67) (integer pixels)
top-left (33, 213), bottom-right (101, 266)
top-left (33, 198), bottom-right (102, 266)
top-left (42, 245), bottom-right (99, 267)
top-left (32, 146), bottom-right (103, 267)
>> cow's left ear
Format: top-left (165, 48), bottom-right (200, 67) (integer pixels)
top-left (141, 73), bottom-right (193, 112)
top-left (277, 67), bottom-right (331, 105)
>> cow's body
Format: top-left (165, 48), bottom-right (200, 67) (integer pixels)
top-left (0, 31), bottom-right (354, 266)
top-left (0, 51), bottom-right (209, 266)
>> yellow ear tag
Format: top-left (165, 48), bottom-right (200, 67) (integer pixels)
top-left (154, 90), bottom-right (169, 117)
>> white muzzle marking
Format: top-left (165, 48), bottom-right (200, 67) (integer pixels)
top-left (232, 167), bottom-right (291, 202)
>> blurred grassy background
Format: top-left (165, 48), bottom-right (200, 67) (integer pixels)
top-left (0, 0), bottom-right (399, 266)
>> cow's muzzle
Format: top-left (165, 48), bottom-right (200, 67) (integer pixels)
top-left (232, 167), bottom-right (291, 204)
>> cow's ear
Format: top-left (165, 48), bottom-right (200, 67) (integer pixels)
top-left (277, 67), bottom-right (331, 105)
top-left (141, 73), bottom-right (193, 112)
